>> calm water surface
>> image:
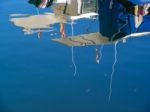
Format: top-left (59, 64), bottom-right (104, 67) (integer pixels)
top-left (0, 1), bottom-right (150, 112)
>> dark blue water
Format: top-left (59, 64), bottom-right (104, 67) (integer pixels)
top-left (0, 1), bottom-right (150, 112)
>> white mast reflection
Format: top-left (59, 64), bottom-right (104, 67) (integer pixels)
top-left (71, 20), bottom-right (77, 77)
top-left (108, 41), bottom-right (118, 101)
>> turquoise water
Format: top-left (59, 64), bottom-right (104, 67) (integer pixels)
top-left (0, 1), bottom-right (150, 112)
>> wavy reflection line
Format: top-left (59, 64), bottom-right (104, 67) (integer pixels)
top-left (96, 45), bottom-right (104, 64)
top-left (71, 21), bottom-right (77, 77)
top-left (71, 46), bottom-right (77, 77)
top-left (108, 41), bottom-right (118, 102)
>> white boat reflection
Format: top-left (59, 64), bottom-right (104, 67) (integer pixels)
top-left (52, 32), bottom-right (150, 46)
top-left (10, 13), bottom-right (65, 35)
top-left (52, 32), bottom-right (109, 46)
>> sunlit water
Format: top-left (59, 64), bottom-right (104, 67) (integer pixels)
top-left (0, 1), bottom-right (150, 112)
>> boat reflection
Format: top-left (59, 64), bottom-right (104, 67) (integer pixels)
top-left (10, 13), bottom-right (65, 36)
top-left (8, 0), bottom-right (150, 105)
top-left (52, 32), bottom-right (109, 46)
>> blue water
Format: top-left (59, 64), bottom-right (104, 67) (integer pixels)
top-left (0, 1), bottom-right (150, 112)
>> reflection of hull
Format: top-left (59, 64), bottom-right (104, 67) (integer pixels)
top-left (52, 32), bottom-right (109, 46)
top-left (69, 12), bottom-right (98, 20)
top-left (10, 12), bottom-right (98, 37)
top-left (10, 13), bottom-right (65, 34)
top-left (51, 32), bottom-right (150, 46)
